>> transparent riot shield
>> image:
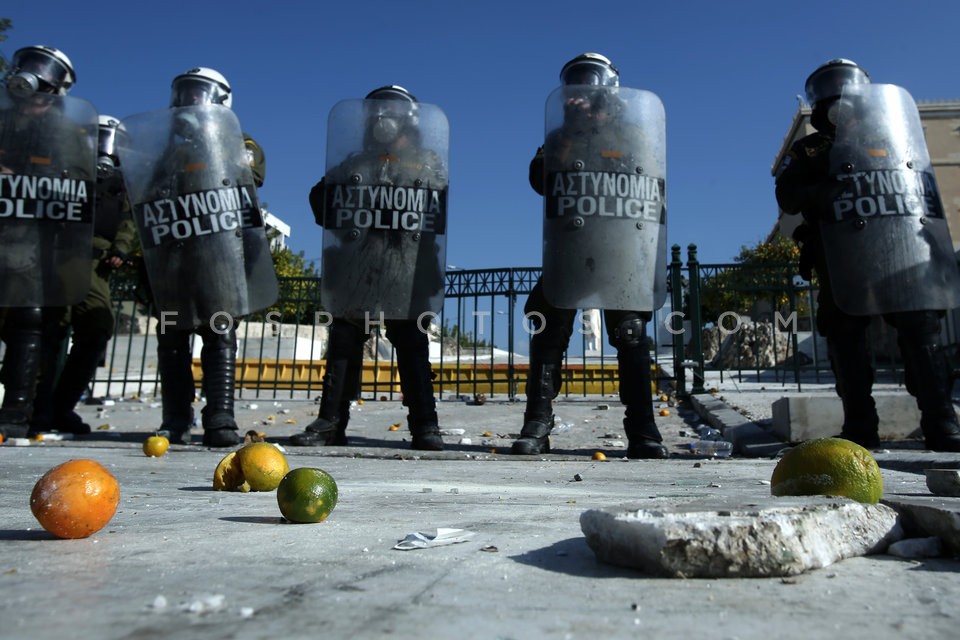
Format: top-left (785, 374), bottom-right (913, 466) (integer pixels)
top-left (0, 86), bottom-right (96, 306)
top-left (320, 98), bottom-right (449, 320)
top-left (116, 105), bottom-right (278, 329)
top-left (542, 85), bottom-right (667, 311)
top-left (823, 83), bottom-right (960, 315)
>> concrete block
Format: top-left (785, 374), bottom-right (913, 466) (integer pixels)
top-left (689, 394), bottom-right (784, 456)
top-left (883, 496), bottom-right (960, 555)
top-left (580, 497), bottom-right (903, 578)
top-left (772, 394), bottom-right (921, 443)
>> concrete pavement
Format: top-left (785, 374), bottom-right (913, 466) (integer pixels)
top-left (1, 390), bottom-right (959, 639)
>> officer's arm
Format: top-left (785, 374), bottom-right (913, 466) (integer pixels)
top-left (529, 146), bottom-right (545, 196)
top-left (309, 178), bottom-right (326, 226)
top-left (110, 217), bottom-right (139, 261)
top-left (243, 134), bottom-right (266, 188)
top-left (774, 145), bottom-right (821, 215)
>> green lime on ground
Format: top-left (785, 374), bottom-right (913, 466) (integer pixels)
top-left (770, 437), bottom-right (883, 504)
top-left (277, 467), bottom-right (339, 523)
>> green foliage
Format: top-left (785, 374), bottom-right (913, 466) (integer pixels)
top-left (266, 245), bottom-right (321, 323)
top-left (697, 235), bottom-right (809, 324)
top-left (440, 320), bottom-right (491, 350)
top-left (0, 18), bottom-right (12, 75)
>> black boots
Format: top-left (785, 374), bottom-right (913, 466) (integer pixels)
top-left (156, 342), bottom-right (196, 445)
top-left (395, 328), bottom-right (443, 451)
top-left (36, 330), bottom-right (110, 435)
top-left (828, 332), bottom-right (881, 449)
top-left (0, 308), bottom-right (44, 440)
top-left (198, 327), bottom-right (242, 447)
top-left (289, 320), bottom-right (363, 447)
top-left (289, 357), bottom-right (355, 447)
top-left (899, 336), bottom-right (960, 452)
top-left (511, 363), bottom-right (560, 455)
top-left (155, 323), bottom-right (241, 448)
top-left (615, 323), bottom-right (668, 459)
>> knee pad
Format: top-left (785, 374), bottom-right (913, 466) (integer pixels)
top-left (198, 322), bottom-right (237, 350)
top-left (610, 316), bottom-right (647, 350)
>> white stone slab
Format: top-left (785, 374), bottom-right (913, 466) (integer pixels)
top-left (581, 497), bottom-right (903, 578)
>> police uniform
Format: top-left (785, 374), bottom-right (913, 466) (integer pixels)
top-left (289, 86), bottom-right (445, 451)
top-left (150, 131), bottom-right (267, 447)
top-left (0, 48), bottom-right (90, 439)
top-left (516, 136), bottom-right (665, 459)
top-left (776, 92), bottom-right (960, 452)
top-left (31, 169), bottom-right (138, 434)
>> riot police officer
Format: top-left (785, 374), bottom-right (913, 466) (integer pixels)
top-left (0, 45), bottom-right (94, 440)
top-left (511, 53), bottom-right (669, 458)
top-left (132, 67), bottom-right (269, 447)
top-left (288, 85), bottom-right (448, 450)
top-left (776, 59), bottom-right (960, 452)
top-left (30, 114), bottom-right (139, 435)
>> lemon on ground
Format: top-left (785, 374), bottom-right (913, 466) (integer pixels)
top-left (143, 435), bottom-right (169, 457)
top-left (277, 467), bottom-right (339, 523)
top-left (770, 437), bottom-right (883, 504)
top-left (213, 442), bottom-right (289, 492)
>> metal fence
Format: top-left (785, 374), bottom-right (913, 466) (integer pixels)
top-left (74, 244), bottom-right (949, 401)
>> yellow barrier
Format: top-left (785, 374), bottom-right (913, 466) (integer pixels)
top-left (192, 359), bottom-right (662, 396)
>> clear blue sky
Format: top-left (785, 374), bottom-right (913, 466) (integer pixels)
top-left (4, 0), bottom-right (959, 269)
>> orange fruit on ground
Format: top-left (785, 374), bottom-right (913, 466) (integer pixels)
top-left (659, 409), bottom-right (670, 416)
top-left (30, 459), bottom-right (120, 539)
top-left (277, 467), bottom-right (339, 523)
top-left (213, 442), bottom-right (289, 492)
top-left (592, 451), bottom-right (607, 461)
top-left (142, 435), bottom-right (169, 457)
top-left (770, 437), bottom-right (883, 504)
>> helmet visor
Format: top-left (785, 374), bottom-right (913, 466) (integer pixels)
top-left (98, 126), bottom-right (118, 159)
top-left (805, 65), bottom-right (870, 105)
top-left (171, 77), bottom-right (229, 107)
top-left (12, 53), bottom-right (72, 94)
top-left (561, 61), bottom-right (618, 87)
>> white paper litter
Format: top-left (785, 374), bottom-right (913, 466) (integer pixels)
top-left (393, 528), bottom-right (476, 550)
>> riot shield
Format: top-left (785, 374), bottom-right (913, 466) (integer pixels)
top-left (0, 86), bottom-right (96, 306)
top-left (542, 85), bottom-right (667, 311)
top-left (320, 98), bottom-right (449, 320)
top-left (116, 105), bottom-right (278, 329)
top-left (823, 83), bottom-right (960, 315)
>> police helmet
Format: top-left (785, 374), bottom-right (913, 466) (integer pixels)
top-left (364, 85), bottom-right (420, 144)
top-left (98, 114), bottom-right (121, 160)
top-left (6, 45), bottom-right (76, 97)
top-left (170, 67), bottom-right (232, 108)
top-left (804, 58), bottom-right (870, 106)
top-left (560, 53), bottom-right (620, 87)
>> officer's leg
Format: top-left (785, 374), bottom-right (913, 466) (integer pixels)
top-left (0, 307), bottom-right (45, 439)
top-left (289, 318), bottom-right (365, 446)
top-left (512, 280), bottom-right (575, 454)
top-left (48, 297), bottom-right (114, 434)
top-left (817, 293), bottom-right (879, 448)
top-left (44, 330), bottom-right (108, 434)
top-left (388, 318), bottom-right (443, 451)
top-left (197, 318), bottom-right (242, 447)
top-left (608, 311), bottom-right (668, 459)
top-left (29, 308), bottom-right (69, 433)
top-left (156, 325), bottom-right (196, 444)
top-left (890, 311), bottom-right (960, 452)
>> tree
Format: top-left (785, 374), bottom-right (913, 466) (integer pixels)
top-left (0, 18), bottom-right (12, 75)
top-left (267, 245), bottom-right (321, 323)
top-left (697, 235), bottom-right (811, 325)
